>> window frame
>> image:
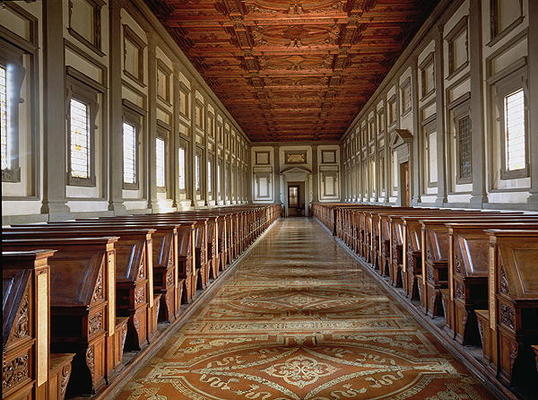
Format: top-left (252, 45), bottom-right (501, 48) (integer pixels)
top-left (65, 76), bottom-right (98, 187)
top-left (207, 155), bottom-right (213, 196)
top-left (451, 98), bottom-right (473, 185)
top-left (495, 69), bottom-right (529, 180)
top-left (422, 119), bottom-right (438, 188)
top-left (0, 44), bottom-right (25, 183)
top-left (177, 139), bottom-right (188, 195)
top-left (155, 131), bottom-right (167, 191)
top-left (121, 102), bottom-right (143, 190)
top-left (121, 120), bottom-right (138, 188)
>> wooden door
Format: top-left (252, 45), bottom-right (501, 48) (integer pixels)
top-left (288, 185), bottom-right (300, 216)
top-left (400, 162), bottom-right (410, 207)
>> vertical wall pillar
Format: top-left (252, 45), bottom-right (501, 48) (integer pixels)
top-left (107, 0), bottom-right (128, 215)
top-left (41, 0), bottom-right (71, 220)
top-left (171, 63), bottom-right (181, 209)
top-left (384, 108), bottom-right (391, 203)
top-left (312, 144), bottom-right (319, 202)
top-left (435, 25), bottom-right (448, 206)
top-left (411, 56), bottom-right (421, 205)
top-left (469, 0), bottom-right (487, 208)
top-left (273, 145), bottom-right (281, 204)
top-left (190, 83), bottom-right (197, 207)
top-left (203, 103), bottom-right (209, 206)
top-left (147, 33), bottom-right (159, 212)
top-left (527, 0), bottom-right (538, 208)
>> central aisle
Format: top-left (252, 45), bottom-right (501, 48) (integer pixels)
top-left (116, 218), bottom-right (494, 400)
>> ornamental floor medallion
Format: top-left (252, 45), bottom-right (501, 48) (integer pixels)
top-left (115, 219), bottom-right (495, 400)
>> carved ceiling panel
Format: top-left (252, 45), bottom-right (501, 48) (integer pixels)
top-left (146, 0), bottom-right (439, 141)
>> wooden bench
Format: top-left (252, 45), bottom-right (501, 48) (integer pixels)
top-left (2, 250), bottom-right (75, 400)
top-left (483, 229), bottom-right (538, 388)
top-left (4, 227), bottom-right (157, 353)
top-left (446, 222), bottom-right (538, 346)
top-left (2, 238), bottom-right (119, 396)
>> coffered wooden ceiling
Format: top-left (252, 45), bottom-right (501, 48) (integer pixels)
top-left (146, 0), bottom-right (440, 142)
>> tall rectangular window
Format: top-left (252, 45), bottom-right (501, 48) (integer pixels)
top-left (217, 161), bottom-right (222, 198)
top-left (504, 89), bottom-right (526, 172)
top-left (69, 98), bottom-right (91, 179)
top-left (122, 122), bottom-right (137, 185)
top-left (1, 65), bottom-right (8, 171)
top-left (457, 115), bottom-right (472, 181)
top-left (178, 147), bottom-right (186, 190)
top-left (207, 159), bottom-right (212, 193)
top-left (195, 153), bottom-right (201, 192)
top-left (428, 131), bottom-right (438, 183)
top-left (156, 137), bottom-right (165, 187)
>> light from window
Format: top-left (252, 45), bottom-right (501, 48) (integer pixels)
top-left (156, 137), bottom-right (165, 187)
top-left (122, 122), bottom-right (137, 184)
top-left (195, 153), bottom-right (201, 192)
top-left (70, 98), bottom-right (91, 179)
top-left (457, 115), bottom-right (472, 180)
top-left (1, 65), bottom-right (8, 170)
top-left (178, 147), bottom-right (186, 190)
top-left (217, 162), bottom-right (221, 196)
top-left (207, 160), bottom-right (212, 193)
top-left (504, 89), bottom-right (526, 171)
top-left (428, 131), bottom-right (438, 183)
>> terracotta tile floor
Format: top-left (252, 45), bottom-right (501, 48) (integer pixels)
top-left (114, 218), bottom-right (495, 400)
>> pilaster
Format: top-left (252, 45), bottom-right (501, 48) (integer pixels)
top-left (434, 25), bottom-right (448, 207)
top-left (41, 0), bottom-right (71, 220)
top-left (147, 32), bottom-right (159, 212)
top-left (108, 0), bottom-right (128, 215)
top-left (469, 0), bottom-right (487, 208)
top-left (411, 55), bottom-right (421, 205)
top-left (311, 144), bottom-right (319, 202)
top-left (273, 145), bottom-right (281, 204)
top-left (527, 0), bottom-right (538, 209)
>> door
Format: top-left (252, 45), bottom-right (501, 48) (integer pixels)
top-left (400, 162), bottom-right (410, 207)
top-left (288, 185), bottom-right (300, 217)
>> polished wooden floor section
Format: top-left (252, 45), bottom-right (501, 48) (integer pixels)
top-left (114, 218), bottom-right (495, 399)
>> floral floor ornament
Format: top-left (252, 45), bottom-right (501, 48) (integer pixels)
top-left (114, 219), bottom-right (496, 400)
top-left (263, 355), bottom-right (338, 388)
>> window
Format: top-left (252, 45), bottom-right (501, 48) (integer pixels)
top-left (504, 89), bottom-right (526, 172)
top-left (1, 44), bottom-right (27, 183)
top-left (1, 65), bottom-right (8, 171)
top-left (428, 131), bottom-right (438, 184)
top-left (457, 115), bottom-right (472, 182)
top-left (194, 153), bottom-right (201, 192)
top-left (69, 98), bottom-right (91, 180)
top-left (217, 160), bottom-right (221, 198)
top-left (156, 137), bottom-right (165, 188)
top-left (207, 159), bottom-right (212, 194)
top-left (178, 147), bottom-right (186, 191)
top-left (122, 122), bottom-right (137, 185)
top-left (424, 122), bottom-right (438, 187)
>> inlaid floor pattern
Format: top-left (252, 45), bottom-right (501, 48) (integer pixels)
top-left (115, 218), bottom-right (494, 400)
